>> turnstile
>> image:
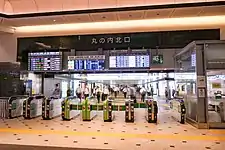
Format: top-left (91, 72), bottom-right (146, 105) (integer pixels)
top-left (170, 99), bottom-right (186, 124)
top-left (0, 95), bottom-right (28, 119)
top-left (23, 95), bottom-right (45, 119)
top-left (103, 99), bottom-right (114, 122)
top-left (82, 98), bottom-right (97, 121)
top-left (125, 99), bottom-right (134, 122)
top-left (61, 96), bottom-right (80, 121)
top-left (145, 99), bottom-right (158, 123)
top-left (42, 97), bottom-right (64, 120)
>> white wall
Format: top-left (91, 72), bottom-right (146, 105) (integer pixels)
top-left (0, 33), bottom-right (17, 62)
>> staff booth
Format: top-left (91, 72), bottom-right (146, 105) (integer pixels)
top-left (174, 40), bottom-right (225, 129)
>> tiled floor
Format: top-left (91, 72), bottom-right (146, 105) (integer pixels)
top-left (0, 100), bottom-right (225, 150)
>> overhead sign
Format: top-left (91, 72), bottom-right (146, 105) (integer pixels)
top-left (68, 55), bottom-right (105, 60)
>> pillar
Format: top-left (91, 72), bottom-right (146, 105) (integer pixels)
top-left (195, 45), bottom-right (207, 123)
top-left (0, 33), bottom-right (17, 62)
top-left (220, 26), bottom-right (225, 40)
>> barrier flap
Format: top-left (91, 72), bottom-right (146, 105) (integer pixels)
top-left (140, 103), bottom-right (146, 108)
top-left (78, 104), bottom-right (82, 110)
top-left (134, 103), bottom-right (139, 108)
top-left (113, 105), bottom-right (118, 111)
top-left (98, 105), bottom-right (103, 111)
top-left (119, 105), bottom-right (126, 111)
top-left (91, 105), bottom-right (97, 110)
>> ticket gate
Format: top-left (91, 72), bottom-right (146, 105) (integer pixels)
top-left (170, 99), bottom-right (186, 124)
top-left (42, 97), bottom-right (64, 120)
top-left (82, 98), bottom-right (97, 121)
top-left (61, 96), bottom-right (80, 121)
top-left (103, 99), bottom-right (114, 122)
top-left (145, 99), bottom-right (158, 123)
top-left (125, 99), bottom-right (134, 122)
top-left (23, 95), bottom-right (45, 119)
top-left (0, 95), bottom-right (28, 119)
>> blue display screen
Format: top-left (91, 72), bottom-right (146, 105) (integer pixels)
top-left (68, 60), bottom-right (105, 70)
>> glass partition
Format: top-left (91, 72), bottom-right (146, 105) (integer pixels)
top-left (174, 49), bottom-right (197, 122)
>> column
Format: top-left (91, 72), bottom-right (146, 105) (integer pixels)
top-left (220, 26), bottom-right (225, 40)
top-left (0, 33), bottom-right (17, 62)
top-left (195, 45), bottom-right (207, 123)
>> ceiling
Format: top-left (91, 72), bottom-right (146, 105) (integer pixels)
top-left (1, 5), bottom-right (225, 27)
top-left (0, 0), bottom-right (224, 15)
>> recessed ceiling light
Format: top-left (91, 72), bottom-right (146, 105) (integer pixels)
top-left (53, 20), bottom-right (56, 22)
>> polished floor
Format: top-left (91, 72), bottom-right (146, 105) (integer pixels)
top-left (0, 99), bottom-right (225, 150)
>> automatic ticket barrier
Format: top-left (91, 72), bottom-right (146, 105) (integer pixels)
top-left (42, 97), bottom-right (64, 120)
top-left (82, 98), bottom-right (97, 121)
top-left (125, 99), bottom-right (134, 122)
top-left (103, 99), bottom-right (115, 122)
top-left (145, 99), bottom-right (158, 123)
top-left (61, 96), bottom-right (80, 121)
top-left (0, 95), bottom-right (28, 119)
top-left (23, 95), bottom-right (45, 119)
top-left (170, 99), bottom-right (186, 124)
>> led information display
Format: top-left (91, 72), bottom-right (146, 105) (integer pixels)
top-left (109, 55), bottom-right (150, 68)
top-left (28, 52), bottom-right (62, 71)
top-left (68, 55), bottom-right (105, 71)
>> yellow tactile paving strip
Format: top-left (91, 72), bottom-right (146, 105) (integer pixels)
top-left (0, 109), bottom-right (225, 150)
top-left (0, 128), bottom-right (225, 141)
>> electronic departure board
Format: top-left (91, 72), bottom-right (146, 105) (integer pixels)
top-left (109, 55), bottom-right (150, 68)
top-left (28, 52), bottom-right (62, 71)
top-left (68, 55), bottom-right (105, 71)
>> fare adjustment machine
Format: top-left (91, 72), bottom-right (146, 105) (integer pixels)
top-left (125, 99), bottom-right (134, 122)
top-left (103, 99), bottom-right (115, 122)
top-left (145, 99), bottom-right (158, 123)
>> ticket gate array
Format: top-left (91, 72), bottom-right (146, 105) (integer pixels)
top-left (103, 99), bottom-right (115, 122)
top-left (23, 95), bottom-right (45, 119)
top-left (145, 99), bottom-right (158, 123)
top-left (61, 96), bottom-right (80, 121)
top-left (0, 95), bottom-right (28, 119)
top-left (42, 97), bottom-right (64, 120)
top-left (125, 99), bottom-right (135, 123)
top-left (82, 98), bottom-right (97, 121)
top-left (170, 99), bottom-right (186, 124)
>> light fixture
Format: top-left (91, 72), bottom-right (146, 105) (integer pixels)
top-left (15, 15), bottom-right (225, 34)
top-left (53, 20), bottom-right (56, 22)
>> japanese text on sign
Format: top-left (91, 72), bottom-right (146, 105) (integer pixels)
top-left (91, 37), bottom-right (131, 44)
